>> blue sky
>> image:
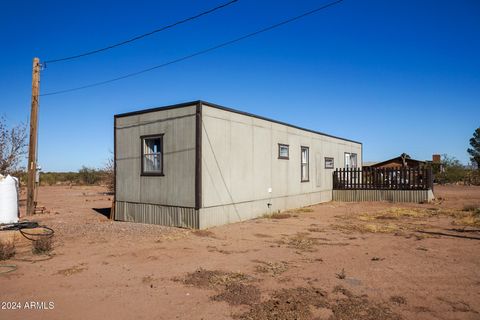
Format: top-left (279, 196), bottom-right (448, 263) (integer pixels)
top-left (0, 0), bottom-right (479, 171)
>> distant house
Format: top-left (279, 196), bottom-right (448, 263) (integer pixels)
top-left (363, 153), bottom-right (426, 169)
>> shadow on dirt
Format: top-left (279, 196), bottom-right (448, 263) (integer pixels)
top-left (93, 207), bottom-right (111, 219)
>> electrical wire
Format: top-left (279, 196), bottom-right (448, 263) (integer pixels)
top-left (40, 0), bottom-right (344, 97)
top-left (43, 0), bottom-right (239, 64)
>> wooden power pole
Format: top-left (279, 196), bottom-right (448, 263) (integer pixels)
top-left (27, 57), bottom-right (40, 216)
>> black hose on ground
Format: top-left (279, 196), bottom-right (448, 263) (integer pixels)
top-left (0, 221), bottom-right (55, 275)
top-left (0, 265), bottom-right (17, 274)
top-left (0, 221), bottom-right (55, 241)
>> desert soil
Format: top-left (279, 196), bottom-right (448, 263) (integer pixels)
top-left (1, 185), bottom-right (479, 320)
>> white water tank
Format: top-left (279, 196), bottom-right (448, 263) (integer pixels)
top-left (0, 175), bottom-right (19, 224)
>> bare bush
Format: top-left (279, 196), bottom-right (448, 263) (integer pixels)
top-left (0, 116), bottom-right (27, 174)
top-left (0, 241), bottom-right (16, 260)
top-left (32, 237), bottom-right (53, 255)
top-left (103, 155), bottom-right (114, 193)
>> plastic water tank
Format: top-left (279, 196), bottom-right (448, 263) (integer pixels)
top-left (0, 175), bottom-right (19, 224)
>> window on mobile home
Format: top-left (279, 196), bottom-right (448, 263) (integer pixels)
top-left (301, 146), bottom-right (309, 182)
top-left (278, 144), bottom-right (289, 159)
top-left (141, 135), bottom-right (163, 175)
top-left (344, 152), bottom-right (357, 168)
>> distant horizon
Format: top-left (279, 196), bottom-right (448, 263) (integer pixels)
top-left (1, 0), bottom-right (479, 171)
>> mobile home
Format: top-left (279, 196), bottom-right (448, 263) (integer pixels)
top-left (114, 100), bottom-right (362, 228)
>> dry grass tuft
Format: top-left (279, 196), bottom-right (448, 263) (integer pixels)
top-left (238, 286), bottom-right (400, 320)
top-left (357, 207), bottom-right (437, 221)
top-left (294, 207), bottom-right (314, 213)
top-left (263, 212), bottom-right (292, 219)
top-left (286, 232), bottom-right (318, 251)
top-left (334, 206), bottom-right (480, 234)
top-left (336, 268), bottom-right (346, 280)
top-left (238, 287), bottom-right (328, 320)
top-left (32, 237), bottom-right (53, 255)
top-left (454, 213), bottom-right (480, 227)
top-left (331, 292), bottom-right (401, 320)
top-left (332, 222), bottom-right (402, 234)
top-left (179, 268), bottom-right (259, 306)
top-left (462, 204), bottom-right (480, 212)
top-left (255, 261), bottom-right (289, 276)
top-left (390, 295), bottom-right (407, 305)
top-left (57, 265), bottom-right (87, 276)
top-left (191, 229), bottom-right (216, 238)
top-left (212, 282), bottom-right (260, 306)
top-left (0, 241), bottom-right (15, 260)
top-left (253, 233), bottom-right (273, 238)
top-left (180, 268), bottom-right (253, 289)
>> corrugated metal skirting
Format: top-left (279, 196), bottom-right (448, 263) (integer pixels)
top-left (115, 201), bottom-right (199, 228)
top-left (332, 189), bottom-right (434, 203)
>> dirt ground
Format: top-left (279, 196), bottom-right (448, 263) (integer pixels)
top-left (1, 185), bottom-right (479, 320)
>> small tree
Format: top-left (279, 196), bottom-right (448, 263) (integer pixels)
top-left (103, 155), bottom-right (114, 194)
top-left (0, 116), bottom-right (27, 175)
top-left (467, 127), bottom-right (480, 170)
top-left (436, 154), bottom-right (467, 184)
top-left (78, 166), bottom-right (101, 185)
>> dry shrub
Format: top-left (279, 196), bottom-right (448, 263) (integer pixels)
top-left (238, 287), bottom-right (328, 320)
top-left (333, 222), bottom-right (402, 234)
top-left (253, 233), bottom-right (273, 238)
top-left (191, 229), bottom-right (216, 238)
top-left (286, 232), bottom-right (318, 251)
top-left (238, 285), bottom-right (400, 320)
top-left (57, 265), bottom-right (87, 276)
top-left (332, 285), bottom-right (354, 297)
top-left (263, 212), bottom-right (292, 219)
top-left (454, 213), bottom-right (480, 227)
top-left (212, 282), bottom-right (260, 306)
top-left (255, 261), bottom-right (289, 276)
top-left (32, 237), bottom-right (53, 255)
top-left (334, 206), bottom-right (480, 234)
top-left (331, 289), bottom-right (401, 320)
top-left (263, 207), bottom-right (313, 219)
top-left (0, 241), bottom-right (15, 260)
top-left (459, 205), bottom-right (480, 226)
top-left (462, 204), bottom-right (479, 212)
top-left (364, 207), bottom-right (480, 225)
top-left (357, 207), bottom-right (437, 221)
top-left (336, 268), bottom-right (346, 280)
top-left (390, 295), bottom-right (407, 305)
top-left (180, 268), bottom-right (253, 289)
top-left (179, 268), bottom-right (259, 306)
top-left (295, 207), bottom-right (314, 213)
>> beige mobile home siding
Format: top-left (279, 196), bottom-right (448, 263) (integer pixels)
top-left (199, 104), bottom-right (362, 228)
top-left (115, 105), bottom-right (198, 227)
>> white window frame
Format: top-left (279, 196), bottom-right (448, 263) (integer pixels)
top-left (344, 152), bottom-right (357, 168)
top-left (301, 146), bottom-right (309, 182)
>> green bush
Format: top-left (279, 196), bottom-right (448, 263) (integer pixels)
top-left (13, 166), bottom-right (110, 187)
top-left (435, 154), bottom-right (468, 184)
top-left (78, 166), bottom-right (102, 185)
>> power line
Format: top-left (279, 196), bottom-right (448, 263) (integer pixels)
top-left (43, 0), bottom-right (239, 64)
top-left (41, 0), bottom-right (344, 96)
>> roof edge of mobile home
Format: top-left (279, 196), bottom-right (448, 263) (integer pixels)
top-left (114, 100), bottom-right (362, 145)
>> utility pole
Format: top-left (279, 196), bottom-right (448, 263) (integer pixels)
top-left (27, 57), bottom-right (40, 216)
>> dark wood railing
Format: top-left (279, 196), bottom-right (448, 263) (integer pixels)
top-left (333, 167), bottom-right (433, 190)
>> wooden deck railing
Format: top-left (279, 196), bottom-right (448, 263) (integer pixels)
top-left (333, 167), bottom-right (433, 190)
